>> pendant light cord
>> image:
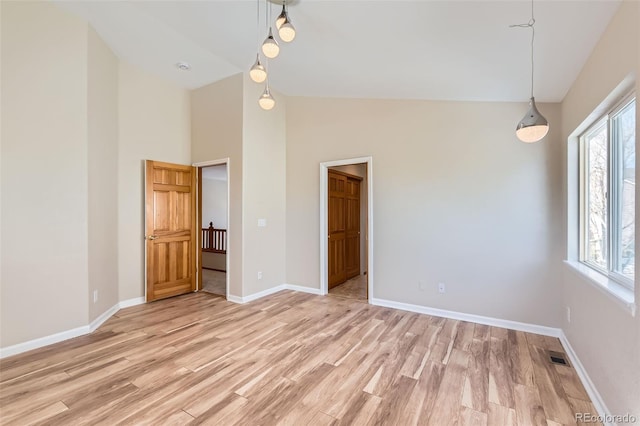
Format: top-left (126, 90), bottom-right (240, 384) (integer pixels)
top-left (510, 0), bottom-right (537, 99)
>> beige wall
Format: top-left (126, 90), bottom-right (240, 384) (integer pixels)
top-left (560, 1), bottom-right (639, 417)
top-left (87, 28), bottom-right (119, 322)
top-left (1, 2), bottom-right (89, 346)
top-left (117, 61), bottom-right (191, 301)
top-left (241, 75), bottom-right (287, 296)
top-left (191, 74), bottom-right (244, 297)
top-left (330, 163), bottom-right (368, 275)
top-left (202, 176), bottom-right (227, 229)
top-left (287, 97), bottom-right (563, 326)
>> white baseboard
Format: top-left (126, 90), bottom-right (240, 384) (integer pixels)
top-left (559, 331), bottom-right (612, 425)
top-left (283, 283), bottom-right (323, 295)
top-left (370, 297), bottom-right (562, 337)
top-left (89, 303), bottom-right (120, 333)
top-left (227, 285), bottom-right (287, 304)
top-left (0, 325), bottom-right (89, 359)
top-left (227, 283), bottom-right (323, 304)
top-left (0, 296), bottom-right (146, 359)
top-left (226, 294), bottom-right (244, 304)
top-left (119, 297), bottom-right (145, 309)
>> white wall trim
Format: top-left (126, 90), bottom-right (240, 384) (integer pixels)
top-left (89, 303), bottom-right (120, 332)
top-left (320, 156), bottom-right (374, 302)
top-left (119, 297), bottom-right (145, 309)
top-left (370, 297), bottom-right (562, 337)
top-left (0, 325), bottom-right (90, 359)
top-left (226, 283), bottom-right (323, 304)
top-left (0, 296), bottom-right (146, 359)
top-left (283, 283), bottom-right (323, 295)
top-left (226, 285), bottom-right (287, 304)
top-left (559, 331), bottom-right (613, 425)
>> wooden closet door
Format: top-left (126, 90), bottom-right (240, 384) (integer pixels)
top-left (328, 172), bottom-right (346, 288)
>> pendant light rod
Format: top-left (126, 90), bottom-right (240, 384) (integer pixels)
top-left (510, 0), bottom-right (537, 100)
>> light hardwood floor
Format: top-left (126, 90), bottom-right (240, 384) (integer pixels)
top-left (0, 291), bottom-right (600, 425)
top-left (329, 275), bottom-right (367, 301)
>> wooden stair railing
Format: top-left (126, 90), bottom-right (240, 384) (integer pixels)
top-left (202, 222), bottom-right (227, 254)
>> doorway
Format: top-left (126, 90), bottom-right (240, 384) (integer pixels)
top-left (320, 157), bottom-right (373, 302)
top-left (195, 159), bottom-right (230, 299)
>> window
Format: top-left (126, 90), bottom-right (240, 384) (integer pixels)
top-left (579, 94), bottom-right (636, 289)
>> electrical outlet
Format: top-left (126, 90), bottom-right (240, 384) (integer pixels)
top-left (257, 271), bottom-right (263, 280)
top-left (438, 282), bottom-right (446, 294)
top-left (566, 306), bottom-right (571, 323)
top-left (418, 280), bottom-right (426, 291)
top-left (93, 290), bottom-right (98, 303)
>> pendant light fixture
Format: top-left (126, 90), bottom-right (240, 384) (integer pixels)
top-left (259, 81), bottom-right (276, 110)
top-left (278, 18), bottom-right (296, 43)
top-left (262, 27), bottom-right (280, 58)
top-left (512, 0), bottom-right (549, 143)
top-left (275, 3), bottom-right (288, 29)
top-left (276, 1), bottom-right (296, 42)
top-left (249, 54), bottom-right (267, 83)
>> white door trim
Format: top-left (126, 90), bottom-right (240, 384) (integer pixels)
top-left (194, 158), bottom-right (231, 300)
top-left (320, 156), bottom-right (374, 302)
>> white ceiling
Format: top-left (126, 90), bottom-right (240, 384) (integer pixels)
top-left (57, 0), bottom-right (621, 103)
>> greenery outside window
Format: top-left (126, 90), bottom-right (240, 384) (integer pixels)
top-left (579, 94), bottom-right (636, 289)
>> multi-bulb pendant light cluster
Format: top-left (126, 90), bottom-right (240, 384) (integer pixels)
top-left (512, 0), bottom-right (549, 143)
top-left (249, 0), bottom-right (296, 110)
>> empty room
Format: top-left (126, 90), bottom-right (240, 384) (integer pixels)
top-left (1, 0), bottom-right (638, 425)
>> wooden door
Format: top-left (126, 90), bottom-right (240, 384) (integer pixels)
top-left (328, 172), bottom-right (347, 288)
top-left (344, 179), bottom-right (360, 279)
top-left (145, 160), bottom-right (196, 302)
top-left (328, 170), bottom-right (361, 289)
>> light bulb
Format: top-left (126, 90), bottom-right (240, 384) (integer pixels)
top-left (259, 86), bottom-right (276, 110)
top-left (276, 5), bottom-right (287, 29)
top-left (516, 125), bottom-right (549, 143)
top-left (262, 28), bottom-right (280, 59)
top-left (278, 19), bottom-right (296, 42)
top-left (249, 54), bottom-right (267, 83)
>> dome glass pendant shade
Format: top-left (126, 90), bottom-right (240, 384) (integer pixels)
top-left (276, 4), bottom-right (288, 29)
top-left (516, 97), bottom-right (549, 143)
top-left (262, 27), bottom-right (280, 59)
top-left (278, 18), bottom-right (296, 42)
top-left (249, 54), bottom-right (267, 83)
top-left (258, 84), bottom-right (276, 110)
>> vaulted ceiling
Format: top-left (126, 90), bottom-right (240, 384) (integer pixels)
top-left (57, 0), bottom-right (621, 103)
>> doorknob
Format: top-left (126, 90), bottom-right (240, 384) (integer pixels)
top-left (147, 235), bottom-right (158, 240)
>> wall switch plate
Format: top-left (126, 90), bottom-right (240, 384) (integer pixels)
top-left (93, 290), bottom-right (98, 303)
top-left (438, 282), bottom-right (446, 294)
top-left (257, 219), bottom-right (267, 227)
top-left (419, 280), bottom-right (426, 291)
top-left (566, 306), bottom-right (571, 323)
top-left (257, 271), bottom-right (263, 280)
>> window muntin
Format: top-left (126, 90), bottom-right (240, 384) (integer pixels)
top-left (580, 95), bottom-right (635, 289)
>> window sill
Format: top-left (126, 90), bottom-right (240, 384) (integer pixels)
top-left (564, 260), bottom-right (636, 316)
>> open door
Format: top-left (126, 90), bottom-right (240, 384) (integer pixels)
top-left (145, 160), bottom-right (197, 302)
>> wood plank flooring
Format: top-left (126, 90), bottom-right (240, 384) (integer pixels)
top-left (329, 275), bottom-right (367, 300)
top-left (0, 291), bottom-right (600, 425)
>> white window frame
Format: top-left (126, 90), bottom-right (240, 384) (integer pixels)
top-left (578, 92), bottom-right (636, 291)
